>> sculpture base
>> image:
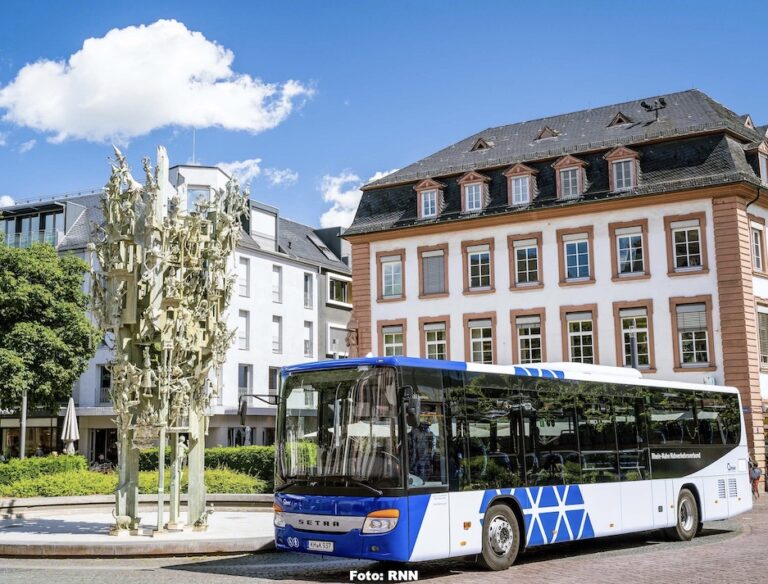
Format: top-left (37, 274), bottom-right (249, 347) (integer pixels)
top-left (108, 527), bottom-right (130, 537)
top-left (165, 522), bottom-right (185, 532)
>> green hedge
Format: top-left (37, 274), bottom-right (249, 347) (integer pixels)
top-left (0, 470), bottom-right (116, 497)
top-left (0, 467), bottom-right (268, 498)
top-left (0, 455), bottom-right (87, 486)
top-left (139, 446), bottom-right (275, 486)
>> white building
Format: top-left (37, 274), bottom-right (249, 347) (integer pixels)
top-left (0, 164), bottom-right (352, 460)
top-left (344, 89), bottom-right (768, 471)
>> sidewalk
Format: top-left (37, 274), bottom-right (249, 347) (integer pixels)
top-left (0, 509), bottom-right (276, 557)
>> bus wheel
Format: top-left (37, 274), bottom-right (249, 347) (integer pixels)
top-left (665, 488), bottom-right (699, 541)
top-left (478, 504), bottom-right (520, 571)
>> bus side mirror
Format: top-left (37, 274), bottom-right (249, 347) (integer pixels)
top-left (238, 397), bottom-right (248, 426)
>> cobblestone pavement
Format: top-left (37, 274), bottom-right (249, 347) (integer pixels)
top-left (0, 497), bottom-right (766, 584)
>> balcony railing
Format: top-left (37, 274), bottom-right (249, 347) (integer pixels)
top-left (4, 230), bottom-right (63, 248)
top-left (99, 385), bottom-right (111, 404)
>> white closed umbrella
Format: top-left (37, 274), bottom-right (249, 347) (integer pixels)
top-left (61, 397), bottom-right (80, 455)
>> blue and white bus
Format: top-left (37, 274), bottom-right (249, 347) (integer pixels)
top-left (272, 357), bottom-right (750, 570)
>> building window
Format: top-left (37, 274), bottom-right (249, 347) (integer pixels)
top-left (268, 366), bottom-right (280, 395)
top-left (760, 154), bottom-right (768, 185)
top-left (566, 311), bottom-right (595, 364)
top-left (99, 365), bottom-right (111, 404)
top-left (468, 319), bottom-right (494, 364)
top-left (382, 257), bottom-right (403, 297)
top-left (329, 275), bottom-right (352, 305)
top-left (382, 325), bottom-right (404, 356)
top-left (238, 310), bottom-right (250, 350)
top-left (328, 325), bottom-right (349, 357)
top-left (560, 168), bottom-right (581, 198)
top-left (419, 245), bottom-right (447, 296)
top-left (272, 265), bottom-right (282, 303)
top-left (675, 303), bottom-right (709, 366)
top-left (620, 308), bottom-right (650, 368)
top-left (238, 257), bottom-right (250, 297)
top-left (421, 189), bottom-right (438, 218)
top-left (303, 321), bottom-right (313, 357)
top-left (752, 226), bottom-right (764, 272)
top-left (303, 273), bottom-right (313, 308)
top-left (238, 364), bottom-right (252, 400)
top-left (514, 240), bottom-right (538, 285)
top-left (465, 183), bottom-right (483, 212)
top-left (758, 306), bottom-right (768, 367)
top-left (617, 229), bottom-right (644, 275)
top-left (510, 176), bottom-right (530, 205)
top-left (516, 315), bottom-right (542, 364)
top-left (272, 316), bottom-right (282, 353)
top-left (424, 322), bottom-right (447, 360)
top-left (665, 214), bottom-right (708, 274)
top-left (187, 186), bottom-right (210, 210)
top-left (565, 238), bottom-right (590, 280)
top-left (612, 160), bottom-right (635, 191)
top-left (465, 243), bottom-right (492, 291)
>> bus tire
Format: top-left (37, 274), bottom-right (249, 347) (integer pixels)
top-left (665, 488), bottom-right (699, 541)
top-left (478, 503), bottom-right (520, 571)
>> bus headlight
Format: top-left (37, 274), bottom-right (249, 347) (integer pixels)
top-left (362, 509), bottom-right (399, 534)
top-left (273, 502), bottom-right (286, 528)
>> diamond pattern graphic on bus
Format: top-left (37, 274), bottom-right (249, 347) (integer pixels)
top-left (478, 485), bottom-right (594, 547)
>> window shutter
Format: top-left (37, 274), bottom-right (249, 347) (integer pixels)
top-left (619, 307), bottom-right (647, 318)
top-left (469, 319), bottom-right (492, 329)
top-left (329, 327), bottom-right (347, 353)
top-left (676, 303), bottom-right (706, 331)
top-left (758, 310), bottom-right (768, 357)
top-left (382, 325), bottom-right (403, 335)
top-left (566, 311), bottom-right (592, 322)
top-left (424, 322), bottom-right (446, 332)
top-left (423, 254), bottom-right (444, 294)
top-left (516, 315), bottom-right (541, 326)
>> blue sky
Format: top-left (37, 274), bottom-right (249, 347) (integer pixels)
top-left (1, 0), bottom-right (767, 227)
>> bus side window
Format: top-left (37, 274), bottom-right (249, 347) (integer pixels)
top-left (443, 370), bottom-right (469, 491)
top-left (532, 387), bottom-right (580, 486)
top-left (649, 391), bottom-right (698, 446)
top-left (577, 393), bottom-right (619, 484)
top-left (615, 395), bottom-right (650, 481)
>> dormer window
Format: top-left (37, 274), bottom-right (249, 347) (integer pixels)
top-left (760, 153), bottom-right (768, 185)
top-left (414, 178), bottom-right (446, 220)
top-left (458, 171), bottom-right (491, 213)
top-left (503, 163), bottom-right (537, 206)
top-left (560, 169), bottom-right (580, 198)
top-left (604, 146), bottom-right (640, 192)
top-left (465, 183), bottom-right (483, 211)
top-left (421, 189), bottom-right (437, 217)
top-left (552, 155), bottom-right (587, 200)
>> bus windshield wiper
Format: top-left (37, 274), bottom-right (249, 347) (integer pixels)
top-left (274, 474), bottom-right (314, 492)
top-left (323, 475), bottom-right (383, 496)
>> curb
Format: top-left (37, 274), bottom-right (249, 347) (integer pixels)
top-left (0, 536), bottom-right (276, 558)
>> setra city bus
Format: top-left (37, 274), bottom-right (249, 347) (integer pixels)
top-left (271, 356), bottom-right (750, 570)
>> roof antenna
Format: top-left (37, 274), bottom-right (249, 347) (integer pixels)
top-left (640, 97), bottom-right (667, 122)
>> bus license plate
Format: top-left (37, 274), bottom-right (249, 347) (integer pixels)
top-left (307, 540), bottom-right (334, 552)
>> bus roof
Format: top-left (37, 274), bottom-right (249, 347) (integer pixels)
top-left (281, 357), bottom-right (739, 394)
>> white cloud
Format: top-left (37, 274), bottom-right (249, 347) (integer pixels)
top-left (18, 139), bottom-right (35, 153)
top-left (217, 158), bottom-right (262, 184)
top-left (319, 169), bottom-right (397, 228)
top-left (0, 195), bottom-right (14, 207)
top-left (264, 167), bottom-right (298, 186)
top-left (0, 19), bottom-right (313, 143)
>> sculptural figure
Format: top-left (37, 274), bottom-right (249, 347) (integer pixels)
top-left (91, 146), bottom-right (247, 534)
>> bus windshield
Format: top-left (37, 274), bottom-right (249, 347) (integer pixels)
top-left (278, 366), bottom-right (402, 490)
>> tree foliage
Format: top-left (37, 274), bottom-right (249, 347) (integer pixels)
top-left (0, 243), bottom-right (100, 412)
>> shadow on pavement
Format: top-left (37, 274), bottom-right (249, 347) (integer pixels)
top-left (163, 525), bottom-right (736, 582)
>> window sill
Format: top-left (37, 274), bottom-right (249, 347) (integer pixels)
top-left (559, 278), bottom-right (595, 287)
top-left (510, 282), bottom-right (544, 291)
top-left (753, 270), bottom-right (768, 279)
top-left (418, 292), bottom-right (449, 299)
top-left (612, 272), bottom-right (651, 282)
top-left (463, 287), bottom-right (496, 296)
top-left (377, 296), bottom-right (406, 303)
top-left (638, 367), bottom-right (658, 374)
top-left (327, 299), bottom-right (353, 309)
top-left (673, 365), bottom-right (717, 373)
top-left (667, 268), bottom-right (709, 277)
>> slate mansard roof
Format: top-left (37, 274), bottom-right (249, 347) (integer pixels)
top-left (347, 89), bottom-right (766, 236)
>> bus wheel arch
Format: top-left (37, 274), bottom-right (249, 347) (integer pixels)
top-left (477, 497), bottom-right (524, 571)
top-left (665, 486), bottom-right (700, 541)
top-left (680, 483), bottom-right (704, 535)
